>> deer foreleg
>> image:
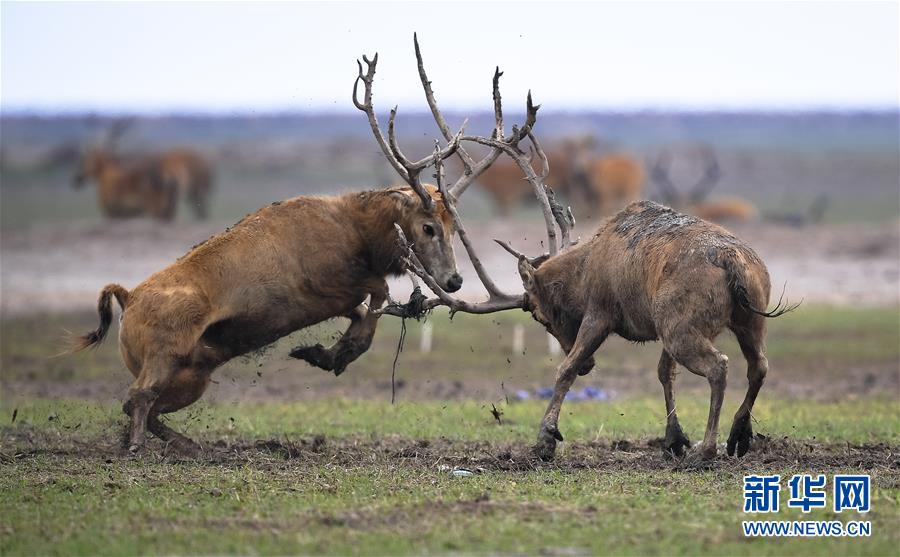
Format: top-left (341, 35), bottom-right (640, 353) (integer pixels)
top-left (291, 284), bottom-right (388, 376)
top-left (534, 315), bottom-right (608, 461)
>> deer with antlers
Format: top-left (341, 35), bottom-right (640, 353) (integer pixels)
top-left (388, 120), bottom-right (795, 464)
top-left (650, 146), bottom-right (757, 223)
top-left (70, 34), bottom-right (549, 455)
top-left (403, 187), bottom-right (795, 461)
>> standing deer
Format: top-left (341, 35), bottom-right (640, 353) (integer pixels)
top-left (73, 150), bottom-right (178, 221)
top-left (75, 119), bottom-right (215, 220)
top-left (575, 151), bottom-right (645, 216)
top-left (73, 120), bottom-right (178, 221)
top-left (392, 148), bottom-right (795, 463)
top-left (71, 34), bottom-right (546, 455)
top-left (650, 146), bottom-right (757, 223)
top-left (475, 147), bottom-right (578, 214)
top-left (156, 149), bottom-right (215, 219)
top-left (476, 136), bottom-right (644, 218)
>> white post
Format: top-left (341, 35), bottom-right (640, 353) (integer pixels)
top-left (548, 332), bottom-right (561, 356)
top-left (512, 323), bottom-right (525, 356)
top-left (419, 321), bottom-right (433, 353)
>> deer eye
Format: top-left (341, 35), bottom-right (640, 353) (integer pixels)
top-left (422, 223), bottom-right (435, 237)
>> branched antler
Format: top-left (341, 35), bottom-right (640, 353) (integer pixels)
top-left (360, 33), bottom-right (578, 317)
top-left (650, 145), bottom-right (722, 206)
top-left (353, 52), bottom-right (465, 211)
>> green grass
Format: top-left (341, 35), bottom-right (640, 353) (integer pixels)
top-left (2, 396), bottom-right (898, 446)
top-left (3, 457), bottom-right (897, 556)
top-left (1, 397), bottom-right (898, 556)
top-left (2, 306), bottom-right (898, 555)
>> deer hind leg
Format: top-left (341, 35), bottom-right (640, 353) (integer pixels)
top-left (657, 349), bottom-right (691, 457)
top-left (727, 320), bottom-right (769, 457)
top-left (534, 315), bottom-right (608, 461)
top-left (291, 285), bottom-right (388, 376)
top-left (147, 367), bottom-right (212, 456)
top-left (665, 330), bottom-right (729, 460)
top-left (122, 357), bottom-right (177, 454)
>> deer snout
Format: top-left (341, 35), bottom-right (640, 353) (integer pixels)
top-left (445, 273), bottom-right (463, 293)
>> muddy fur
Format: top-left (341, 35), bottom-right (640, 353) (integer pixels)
top-left (517, 200), bottom-right (788, 462)
top-left (71, 184), bottom-right (462, 453)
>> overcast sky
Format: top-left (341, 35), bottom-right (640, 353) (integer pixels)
top-left (2, 1), bottom-right (898, 113)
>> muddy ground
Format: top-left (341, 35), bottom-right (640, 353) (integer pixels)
top-left (4, 425), bottom-right (898, 477)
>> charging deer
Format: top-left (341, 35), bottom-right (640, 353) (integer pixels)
top-left (392, 145), bottom-right (795, 464)
top-left (72, 34), bottom-right (545, 455)
top-left (650, 146), bottom-right (757, 223)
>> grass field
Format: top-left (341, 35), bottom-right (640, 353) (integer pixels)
top-left (1, 398), bottom-right (898, 556)
top-left (1, 305), bottom-right (898, 555)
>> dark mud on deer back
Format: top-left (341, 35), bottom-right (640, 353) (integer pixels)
top-left (613, 201), bottom-right (701, 250)
top-left (612, 200), bottom-right (762, 266)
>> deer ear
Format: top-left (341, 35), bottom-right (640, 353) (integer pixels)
top-left (518, 256), bottom-right (536, 290)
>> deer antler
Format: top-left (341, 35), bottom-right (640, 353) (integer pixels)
top-left (687, 145), bottom-right (721, 204)
top-left (103, 117), bottom-right (135, 151)
top-left (650, 145), bottom-right (722, 206)
top-left (371, 34), bottom-right (577, 317)
top-left (352, 52), bottom-right (465, 212)
top-left (649, 151), bottom-right (680, 205)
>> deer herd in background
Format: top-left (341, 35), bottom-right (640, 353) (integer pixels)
top-left (71, 118), bottom-right (767, 225)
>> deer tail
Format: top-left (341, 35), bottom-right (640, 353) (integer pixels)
top-left (724, 256), bottom-right (800, 318)
top-left (70, 284), bottom-right (130, 352)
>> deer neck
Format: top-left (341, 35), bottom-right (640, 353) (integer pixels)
top-left (350, 190), bottom-right (410, 278)
top-left (534, 248), bottom-right (588, 331)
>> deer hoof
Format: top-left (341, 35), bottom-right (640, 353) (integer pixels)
top-left (289, 344), bottom-right (334, 371)
top-left (533, 438), bottom-right (557, 462)
top-left (534, 424), bottom-right (562, 461)
top-left (727, 414), bottom-right (753, 458)
top-left (664, 421), bottom-right (692, 459)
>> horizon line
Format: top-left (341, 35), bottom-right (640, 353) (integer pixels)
top-left (3, 106), bottom-right (899, 118)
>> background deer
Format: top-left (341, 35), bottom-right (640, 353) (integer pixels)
top-left (155, 148), bottom-right (215, 219)
top-left (73, 119), bottom-right (215, 220)
top-left (71, 34), bottom-right (545, 455)
top-left (476, 136), bottom-right (644, 218)
top-left (475, 147), bottom-right (578, 215)
top-left (574, 150), bottom-right (645, 216)
top-left (650, 145), bottom-right (757, 223)
top-left (72, 144), bottom-right (178, 221)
